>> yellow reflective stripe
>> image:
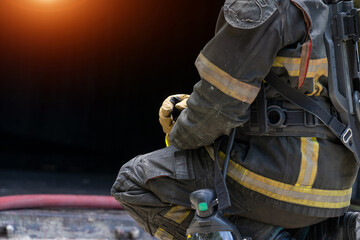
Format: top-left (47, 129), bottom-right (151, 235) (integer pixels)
top-left (238, 177), bottom-right (349, 209)
top-left (272, 56), bottom-right (327, 96)
top-left (272, 57), bottom-right (328, 79)
top-left (296, 138), bottom-right (308, 186)
top-left (195, 53), bottom-right (260, 104)
top-left (308, 138), bottom-right (320, 187)
top-left (164, 205), bottom-right (191, 224)
top-left (155, 206), bottom-right (191, 239)
top-left (208, 149), bottom-right (352, 209)
top-left (154, 228), bottom-right (173, 240)
top-left (273, 57), bottom-right (327, 67)
top-left (296, 137), bottom-right (319, 188)
top-left (273, 56), bottom-right (301, 67)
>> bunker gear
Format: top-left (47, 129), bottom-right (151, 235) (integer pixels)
top-left (112, 0), bottom-right (359, 239)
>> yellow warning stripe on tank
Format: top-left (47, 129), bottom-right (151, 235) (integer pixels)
top-left (195, 53), bottom-right (260, 104)
top-left (296, 137), bottom-right (319, 188)
top-left (205, 146), bottom-right (352, 209)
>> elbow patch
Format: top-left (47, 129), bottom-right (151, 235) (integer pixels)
top-left (195, 53), bottom-right (259, 104)
top-left (224, 0), bottom-right (277, 29)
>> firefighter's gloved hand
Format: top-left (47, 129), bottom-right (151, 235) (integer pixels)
top-left (159, 94), bottom-right (189, 135)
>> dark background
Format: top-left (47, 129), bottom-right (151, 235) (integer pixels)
top-left (0, 0), bottom-right (222, 178)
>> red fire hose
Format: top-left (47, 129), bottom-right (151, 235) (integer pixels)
top-left (0, 195), bottom-right (123, 211)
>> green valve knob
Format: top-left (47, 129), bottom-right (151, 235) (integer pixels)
top-left (198, 202), bottom-right (208, 212)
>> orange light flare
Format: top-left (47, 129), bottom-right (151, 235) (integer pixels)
top-left (36, 0), bottom-right (57, 2)
top-left (1, 0), bottom-right (110, 59)
top-left (5, 0), bottom-right (88, 12)
top-left (1, 0), bottom-right (136, 62)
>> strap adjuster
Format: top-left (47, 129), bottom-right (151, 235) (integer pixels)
top-left (342, 127), bottom-right (353, 144)
top-left (304, 111), bottom-right (319, 127)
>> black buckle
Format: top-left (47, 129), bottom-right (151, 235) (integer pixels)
top-left (304, 111), bottom-right (319, 127)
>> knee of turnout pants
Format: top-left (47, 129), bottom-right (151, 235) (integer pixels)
top-left (110, 145), bottom-right (327, 240)
top-left (111, 145), bottom-right (215, 240)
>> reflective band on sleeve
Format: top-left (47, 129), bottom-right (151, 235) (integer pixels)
top-left (204, 146), bottom-right (352, 209)
top-left (154, 228), bottom-right (174, 240)
top-left (195, 53), bottom-right (260, 104)
top-left (164, 205), bottom-right (192, 224)
top-left (296, 137), bottom-right (319, 188)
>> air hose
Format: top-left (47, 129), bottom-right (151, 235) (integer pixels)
top-left (0, 195), bottom-right (122, 211)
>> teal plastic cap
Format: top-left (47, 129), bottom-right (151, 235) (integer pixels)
top-left (198, 202), bottom-right (208, 212)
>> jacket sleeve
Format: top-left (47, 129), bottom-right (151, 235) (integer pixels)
top-left (170, 1), bottom-right (307, 149)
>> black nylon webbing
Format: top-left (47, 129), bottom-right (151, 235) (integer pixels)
top-left (213, 138), bottom-right (231, 210)
top-left (213, 128), bottom-right (236, 210)
top-left (264, 71), bottom-right (347, 138)
top-left (257, 81), bottom-right (268, 134)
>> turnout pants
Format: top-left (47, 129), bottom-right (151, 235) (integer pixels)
top-left (111, 145), bottom-right (326, 240)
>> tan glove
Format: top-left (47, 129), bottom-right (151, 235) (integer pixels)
top-left (159, 94), bottom-right (190, 135)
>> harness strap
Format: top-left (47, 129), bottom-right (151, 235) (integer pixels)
top-left (264, 71), bottom-right (347, 139)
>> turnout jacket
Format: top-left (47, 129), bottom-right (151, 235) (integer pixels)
top-left (170, 0), bottom-right (359, 217)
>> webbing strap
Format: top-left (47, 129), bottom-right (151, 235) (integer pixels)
top-left (265, 71), bottom-right (347, 138)
top-left (213, 138), bottom-right (231, 210)
top-left (257, 81), bottom-right (268, 134)
top-left (213, 128), bottom-right (236, 210)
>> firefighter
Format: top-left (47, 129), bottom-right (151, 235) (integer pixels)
top-left (111, 0), bottom-right (360, 239)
